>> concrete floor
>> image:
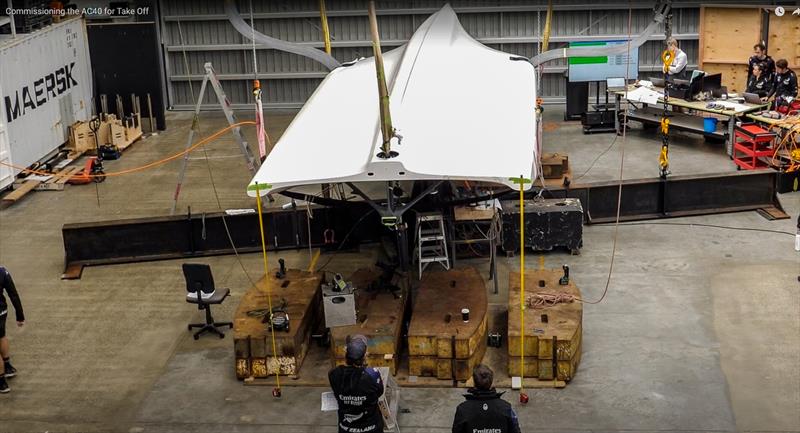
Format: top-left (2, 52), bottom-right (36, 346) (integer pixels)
top-left (0, 107), bottom-right (797, 433)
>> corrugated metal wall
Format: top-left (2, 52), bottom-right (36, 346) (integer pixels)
top-left (156, 0), bottom-right (765, 110)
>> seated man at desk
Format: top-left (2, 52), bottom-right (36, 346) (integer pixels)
top-left (663, 37), bottom-right (687, 80)
top-left (746, 62), bottom-right (772, 99)
top-left (767, 58), bottom-right (798, 102)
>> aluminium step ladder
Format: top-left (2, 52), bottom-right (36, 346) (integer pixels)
top-left (415, 212), bottom-right (450, 279)
top-left (171, 62), bottom-right (261, 214)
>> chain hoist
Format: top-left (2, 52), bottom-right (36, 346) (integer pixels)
top-left (659, 49), bottom-right (674, 179)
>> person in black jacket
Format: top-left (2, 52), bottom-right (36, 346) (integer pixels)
top-left (0, 267), bottom-right (25, 394)
top-left (748, 43), bottom-right (775, 81)
top-left (746, 62), bottom-right (773, 99)
top-left (452, 364), bottom-right (521, 433)
top-left (328, 334), bottom-right (384, 433)
top-left (768, 58), bottom-right (798, 101)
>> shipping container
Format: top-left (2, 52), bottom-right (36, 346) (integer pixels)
top-left (0, 17), bottom-right (93, 189)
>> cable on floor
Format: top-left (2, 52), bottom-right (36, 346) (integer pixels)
top-left (579, 1), bottom-right (634, 306)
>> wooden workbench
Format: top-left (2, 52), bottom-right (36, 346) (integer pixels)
top-left (408, 268), bottom-right (488, 381)
top-left (508, 269), bottom-right (582, 381)
top-left (746, 113), bottom-right (799, 130)
top-left (234, 269), bottom-right (323, 379)
top-left (610, 84), bottom-right (766, 156)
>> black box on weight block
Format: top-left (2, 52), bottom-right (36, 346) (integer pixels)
top-left (500, 198), bottom-right (583, 254)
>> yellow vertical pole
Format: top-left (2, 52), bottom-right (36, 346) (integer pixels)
top-left (541, 0), bottom-right (553, 52)
top-left (368, 0), bottom-right (394, 156)
top-left (509, 175), bottom-right (530, 393)
top-left (519, 178), bottom-right (525, 388)
top-left (319, 0), bottom-right (332, 55)
top-left (318, 0), bottom-right (332, 198)
top-left (254, 182), bottom-right (281, 392)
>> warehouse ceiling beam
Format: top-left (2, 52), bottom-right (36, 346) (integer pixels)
top-left (166, 63), bottom-right (701, 83)
top-left (163, 34), bottom-right (700, 52)
top-left (163, 3), bottom-right (701, 22)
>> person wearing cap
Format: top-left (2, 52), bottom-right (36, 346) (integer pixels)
top-left (328, 334), bottom-right (384, 433)
top-left (452, 364), bottom-right (521, 433)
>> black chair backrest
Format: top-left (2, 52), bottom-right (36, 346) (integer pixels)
top-left (183, 264), bottom-right (215, 295)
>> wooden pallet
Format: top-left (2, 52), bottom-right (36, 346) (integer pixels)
top-left (234, 269), bottom-right (323, 379)
top-left (36, 167), bottom-right (82, 191)
top-left (508, 269), bottom-right (583, 382)
top-left (2, 180), bottom-right (41, 205)
top-left (408, 268), bottom-right (488, 381)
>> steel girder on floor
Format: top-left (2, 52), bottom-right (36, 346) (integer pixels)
top-left (61, 171), bottom-right (782, 278)
top-left (548, 171), bottom-right (781, 223)
top-left (61, 203), bottom-right (383, 279)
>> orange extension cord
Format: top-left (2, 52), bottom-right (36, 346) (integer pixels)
top-left (0, 121), bottom-right (257, 179)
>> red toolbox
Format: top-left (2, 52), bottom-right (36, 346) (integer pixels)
top-left (733, 123), bottom-right (776, 170)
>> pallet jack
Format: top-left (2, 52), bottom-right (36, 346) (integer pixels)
top-left (69, 116), bottom-right (106, 184)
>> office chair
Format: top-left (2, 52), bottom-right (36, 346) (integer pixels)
top-left (182, 263), bottom-right (233, 340)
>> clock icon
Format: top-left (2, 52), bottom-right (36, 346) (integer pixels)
top-left (775, 6), bottom-right (785, 17)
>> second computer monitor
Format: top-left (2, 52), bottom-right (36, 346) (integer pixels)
top-left (702, 73), bottom-right (722, 92)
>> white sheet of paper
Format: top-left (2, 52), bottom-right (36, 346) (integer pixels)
top-left (321, 392), bottom-right (339, 411)
top-left (625, 86), bottom-right (662, 105)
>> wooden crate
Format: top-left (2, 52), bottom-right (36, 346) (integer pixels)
top-left (329, 268), bottom-right (408, 374)
top-left (407, 268), bottom-right (488, 381)
top-left (233, 269), bottom-right (323, 379)
top-left (67, 121), bottom-right (96, 155)
top-left (540, 153), bottom-right (569, 179)
top-left (507, 269), bottom-right (582, 381)
top-left (65, 113), bottom-right (143, 155)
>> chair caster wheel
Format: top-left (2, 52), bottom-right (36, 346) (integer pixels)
top-left (193, 334), bottom-right (199, 340)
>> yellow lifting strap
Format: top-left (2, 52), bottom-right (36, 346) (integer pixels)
top-left (253, 182), bottom-right (282, 395)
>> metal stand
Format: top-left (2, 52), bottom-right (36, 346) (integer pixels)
top-left (171, 62), bottom-right (261, 214)
top-left (450, 206), bottom-right (499, 294)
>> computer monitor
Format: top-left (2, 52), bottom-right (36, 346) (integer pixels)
top-left (702, 73), bottom-right (722, 92)
top-left (688, 71), bottom-right (705, 100)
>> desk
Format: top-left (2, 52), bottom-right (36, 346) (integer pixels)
top-left (746, 113), bottom-right (798, 130)
top-left (610, 85), bottom-right (766, 156)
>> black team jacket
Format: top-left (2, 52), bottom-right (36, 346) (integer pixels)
top-left (770, 68), bottom-right (798, 99)
top-left (452, 388), bottom-right (521, 433)
top-left (328, 365), bottom-right (384, 433)
top-left (0, 267), bottom-right (24, 322)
